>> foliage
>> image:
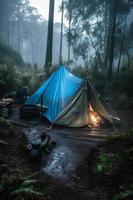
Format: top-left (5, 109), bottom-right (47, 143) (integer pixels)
top-left (0, 120), bottom-right (45, 200)
top-left (0, 43), bottom-right (24, 67)
top-left (0, 140), bottom-right (8, 146)
top-left (10, 176), bottom-right (43, 200)
top-left (93, 153), bottom-right (121, 175)
top-left (0, 173), bottom-right (44, 200)
top-left (0, 64), bottom-right (18, 92)
top-left (0, 117), bottom-right (7, 127)
top-left (71, 66), bottom-right (89, 79)
top-left (0, 63), bottom-right (39, 96)
top-left (65, 0), bottom-right (132, 80)
top-left (86, 129), bottom-right (133, 199)
top-left (0, 0), bottom-right (68, 68)
top-left (113, 184), bottom-right (133, 200)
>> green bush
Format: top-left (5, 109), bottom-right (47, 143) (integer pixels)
top-left (0, 43), bottom-right (24, 67)
top-left (113, 184), bottom-right (133, 200)
top-left (0, 64), bottom-right (19, 92)
top-left (93, 153), bottom-right (121, 175)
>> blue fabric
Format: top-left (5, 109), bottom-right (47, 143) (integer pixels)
top-left (26, 66), bottom-right (84, 123)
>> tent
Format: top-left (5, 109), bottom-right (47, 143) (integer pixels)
top-left (26, 66), bottom-right (111, 127)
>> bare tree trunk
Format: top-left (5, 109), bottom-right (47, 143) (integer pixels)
top-left (68, 0), bottom-right (72, 65)
top-left (17, 7), bottom-right (21, 54)
top-left (45, 0), bottom-right (55, 72)
top-left (117, 42), bottom-right (123, 80)
top-left (7, 15), bottom-right (10, 46)
top-left (103, 3), bottom-right (112, 74)
top-left (104, 3), bottom-right (108, 49)
top-left (107, 0), bottom-right (117, 80)
top-left (17, 19), bottom-right (20, 53)
top-left (117, 15), bottom-right (127, 79)
top-left (59, 0), bottom-right (64, 65)
top-left (31, 38), bottom-right (34, 65)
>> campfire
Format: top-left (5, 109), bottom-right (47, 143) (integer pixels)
top-left (88, 104), bottom-right (102, 127)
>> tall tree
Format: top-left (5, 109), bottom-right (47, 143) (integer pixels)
top-left (45, 0), bottom-right (55, 72)
top-left (107, 0), bottom-right (117, 80)
top-left (67, 0), bottom-right (72, 64)
top-left (59, 0), bottom-right (64, 64)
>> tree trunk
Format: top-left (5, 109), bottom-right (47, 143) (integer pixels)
top-left (117, 42), bottom-right (123, 80)
top-left (59, 0), bottom-right (64, 65)
top-left (103, 3), bottom-right (111, 73)
top-left (31, 38), bottom-right (34, 65)
top-left (7, 15), bottom-right (10, 46)
top-left (107, 0), bottom-right (117, 80)
top-left (45, 0), bottom-right (55, 72)
top-left (17, 8), bottom-right (20, 54)
top-left (17, 19), bottom-right (20, 53)
top-left (117, 15), bottom-right (127, 79)
top-left (68, 0), bottom-right (72, 65)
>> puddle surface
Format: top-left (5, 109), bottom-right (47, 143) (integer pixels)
top-left (42, 146), bottom-right (80, 182)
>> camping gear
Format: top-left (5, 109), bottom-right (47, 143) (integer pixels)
top-left (26, 66), bottom-right (112, 127)
top-left (19, 104), bottom-right (39, 119)
top-left (27, 141), bottom-right (42, 162)
top-left (19, 104), bottom-right (47, 119)
top-left (26, 131), bottom-right (55, 162)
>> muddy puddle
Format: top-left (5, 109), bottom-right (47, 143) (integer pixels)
top-left (42, 146), bottom-right (80, 182)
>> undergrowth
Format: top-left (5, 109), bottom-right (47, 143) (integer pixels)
top-left (0, 118), bottom-right (47, 200)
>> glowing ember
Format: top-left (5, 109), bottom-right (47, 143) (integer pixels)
top-left (89, 104), bottom-right (102, 127)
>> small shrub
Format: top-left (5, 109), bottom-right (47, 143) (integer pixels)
top-left (93, 153), bottom-right (121, 175)
top-left (0, 173), bottom-right (44, 200)
top-left (113, 184), bottom-right (133, 200)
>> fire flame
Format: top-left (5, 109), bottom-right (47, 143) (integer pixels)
top-left (89, 104), bottom-right (102, 127)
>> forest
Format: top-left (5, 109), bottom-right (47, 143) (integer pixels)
top-left (0, 0), bottom-right (133, 200)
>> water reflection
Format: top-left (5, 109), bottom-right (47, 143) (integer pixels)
top-left (42, 146), bottom-right (79, 181)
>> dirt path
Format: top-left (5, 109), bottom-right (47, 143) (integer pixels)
top-left (7, 106), bottom-right (133, 200)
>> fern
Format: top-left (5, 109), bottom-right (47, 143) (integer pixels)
top-left (10, 177), bottom-right (43, 199)
top-left (10, 187), bottom-right (43, 196)
top-left (113, 190), bottom-right (133, 200)
top-left (21, 179), bottom-right (37, 187)
top-left (0, 139), bottom-right (8, 145)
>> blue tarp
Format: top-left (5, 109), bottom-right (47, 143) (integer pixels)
top-left (26, 66), bottom-right (84, 123)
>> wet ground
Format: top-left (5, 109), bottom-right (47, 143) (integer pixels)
top-left (9, 106), bottom-right (133, 185)
top-left (21, 124), bottom-right (110, 185)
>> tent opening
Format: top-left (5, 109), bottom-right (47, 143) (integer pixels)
top-left (88, 104), bottom-right (102, 127)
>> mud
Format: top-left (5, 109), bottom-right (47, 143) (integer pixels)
top-left (9, 106), bottom-right (133, 185)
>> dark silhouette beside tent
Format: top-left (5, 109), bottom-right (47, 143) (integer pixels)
top-left (26, 66), bottom-right (112, 127)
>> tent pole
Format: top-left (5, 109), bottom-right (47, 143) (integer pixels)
top-left (40, 94), bottom-right (43, 121)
